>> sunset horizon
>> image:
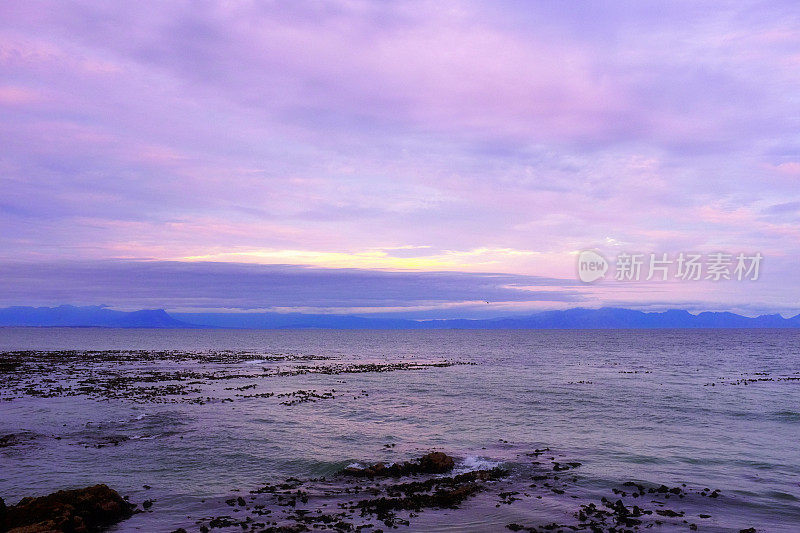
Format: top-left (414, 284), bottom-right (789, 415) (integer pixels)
top-left (2, 1), bottom-right (799, 317)
top-left (1, 3), bottom-right (799, 532)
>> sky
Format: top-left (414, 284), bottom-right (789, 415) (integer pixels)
top-left (1, 0), bottom-right (799, 317)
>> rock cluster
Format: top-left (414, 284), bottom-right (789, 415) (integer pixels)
top-left (341, 451), bottom-right (455, 477)
top-left (0, 484), bottom-right (134, 532)
top-left (196, 452), bottom-right (509, 531)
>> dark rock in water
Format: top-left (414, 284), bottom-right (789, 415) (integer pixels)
top-left (358, 483), bottom-right (481, 516)
top-left (342, 452), bottom-right (455, 478)
top-left (1, 434), bottom-right (23, 448)
top-left (260, 525), bottom-right (310, 532)
top-left (355, 467), bottom-right (508, 527)
top-left (0, 484), bottom-right (134, 532)
top-left (418, 451), bottom-right (454, 473)
top-left (0, 360), bottom-right (21, 372)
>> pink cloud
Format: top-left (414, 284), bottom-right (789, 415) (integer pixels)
top-left (1, 1), bottom-right (800, 312)
top-left (0, 85), bottom-right (40, 105)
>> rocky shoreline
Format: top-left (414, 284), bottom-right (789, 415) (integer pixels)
top-left (0, 350), bottom-right (471, 405)
top-left (0, 484), bottom-right (135, 532)
top-left (0, 450), bottom-right (762, 532)
top-left (193, 451), bottom-right (511, 532)
top-left (185, 450), bottom-right (755, 533)
top-left (0, 349), bottom-right (772, 532)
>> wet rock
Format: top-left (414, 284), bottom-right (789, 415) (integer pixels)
top-left (354, 467), bottom-right (508, 527)
top-left (0, 350), bottom-right (469, 405)
top-left (357, 483), bottom-right (480, 516)
top-left (0, 484), bottom-right (134, 532)
top-left (506, 524), bottom-right (538, 532)
top-left (0, 360), bottom-right (21, 372)
top-left (207, 515), bottom-right (246, 528)
top-left (552, 461), bottom-right (581, 471)
top-left (261, 525), bottom-right (309, 532)
top-left (342, 452), bottom-right (455, 478)
top-left (419, 452), bottom-right (455, 473)
top-left (0, 432), bottom-right (37, 448)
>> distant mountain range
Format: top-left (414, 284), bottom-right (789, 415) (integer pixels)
top-left (0, 305), bottom-right (192, 328)
top-left (1, 305), bottom-right (800, 329)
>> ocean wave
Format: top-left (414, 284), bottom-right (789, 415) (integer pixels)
top-left (771, 410), bottom-right (800, 422)
top-left (453, 456), bottom-right (504, 475)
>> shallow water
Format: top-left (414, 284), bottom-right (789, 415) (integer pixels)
top-left (1, 328), bottom-right (799, 531)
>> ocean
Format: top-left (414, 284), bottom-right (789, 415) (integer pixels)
top-left (1, 328), bottom-right (798, 532)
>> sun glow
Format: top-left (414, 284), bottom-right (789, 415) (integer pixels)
top-left (181, 247), bottom-right (540, 271)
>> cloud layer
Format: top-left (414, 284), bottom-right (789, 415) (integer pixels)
top-left (0, 261), bottom-right (584, 317)
top-left (1, 1), bottom-right (799, 313)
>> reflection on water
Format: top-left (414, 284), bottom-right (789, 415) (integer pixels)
top-left (0, 328), bottom-right (799, 531)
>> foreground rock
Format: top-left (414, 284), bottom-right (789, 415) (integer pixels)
top-left (341, 451), bottom-right (455, 477)
top-left (197, 452), bottom-right (510, 531)
top-left (357, 467), bottom-right (509, 526)
top-left (0, 484), bottom-right (134, 532)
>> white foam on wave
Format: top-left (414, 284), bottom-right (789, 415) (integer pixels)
top-left (453, 456), bottom-right (504, 475)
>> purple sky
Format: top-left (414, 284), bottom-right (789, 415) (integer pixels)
top-left (1, 1), bottom-right (799, 316)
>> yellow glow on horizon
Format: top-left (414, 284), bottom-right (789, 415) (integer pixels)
top-left (180, 246), bottom-right (541, 271)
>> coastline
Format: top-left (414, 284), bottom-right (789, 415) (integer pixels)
top-left (1, 329), bottom-right (798, 531)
